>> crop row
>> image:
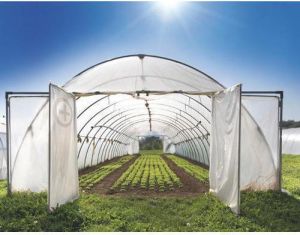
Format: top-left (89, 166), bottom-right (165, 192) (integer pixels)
top-left (111, 154), bottom-right (182, 191)
top-left (167, 155), bottom-right (209, 183)
top-left (79, 156), bottom-right (133, 190)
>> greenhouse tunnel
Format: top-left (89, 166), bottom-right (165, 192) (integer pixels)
top-left (6, 54), bottom-right (282, 213)
top-left (65, 54), bottom-right (224, 169)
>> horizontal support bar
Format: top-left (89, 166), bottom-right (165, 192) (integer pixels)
top-left (73, 90), bottom-right (217, 97)
top-left (242, 91), bottom-right (283, 95)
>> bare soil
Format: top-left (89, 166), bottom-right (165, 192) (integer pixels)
top-left (88, 156), bottom-right (138, 195)
top-left (85, 155), bottom-right (208, 197)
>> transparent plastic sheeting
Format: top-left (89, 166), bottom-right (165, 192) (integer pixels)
top-left (282, 128), bottom-right (300, 155)
top-left (9, 96), bottom-right (49, 192)
top-left (163, 136), bottom-right (175, 154)
top-left (210, 85), bottom-right (241, 214)
top-left (241, 96), bottom-right (280, 190)
top-left (0, 130), bottom-right (6, 180)
top-left (64, 55), bottom-right (224, 93)
top-left (127, 139), bottom-right (139, 156)
top-left (49, 84), bottom-right (79, 209)
top-left (75, 93), bottom-right (211, 169)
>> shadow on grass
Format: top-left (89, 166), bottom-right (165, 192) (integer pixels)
top-left (241, 191), bottom-right (300, 232)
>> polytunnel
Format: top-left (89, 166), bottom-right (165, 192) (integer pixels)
top-left (282, 127), bottom-right (300, 155)
top-left (5, 54), bottom-right (283, 214)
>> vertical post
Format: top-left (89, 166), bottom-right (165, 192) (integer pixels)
top-left (48, 84), bottom-right (51, 211)
top-left (237, 84), bottom-right (242, 215)
top-left (5, 93), bottom-right (11, 196)
top-left (278, 91), bottom-right (283, 191)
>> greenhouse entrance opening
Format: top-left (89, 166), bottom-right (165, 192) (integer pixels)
top-left (138, 135), bottom-right (163, 152)
top-left (5, 54), bottom-right (283, 214)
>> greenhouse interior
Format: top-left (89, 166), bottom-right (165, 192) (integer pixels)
top-left (2, 54), bottom-right (284, 214)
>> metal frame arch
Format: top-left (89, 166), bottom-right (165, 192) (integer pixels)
top-left (86, 112), bottom-right (188, 165)
top-left (99, 114), bottom-right (205, 163)
top-left (79, 101), bottom-right (210, 152)
top-left (95, 111), bottom-right (206, 163)
top-left (95, 116), bottom-right (194, 164)
top-left (101, 118), bottom-right (197, 162)
top-left (77, 94), bottom-right (211, 138)
top-left (78, 103), bottom-right (210, 164)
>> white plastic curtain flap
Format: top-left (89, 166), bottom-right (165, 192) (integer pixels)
top-left (49, 84), bottom-right (79, 210)
top-left (209, 84), bottom-right (241, 214)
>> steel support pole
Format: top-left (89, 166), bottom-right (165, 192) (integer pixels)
top-left (5, 93), bottom-right (11, 196)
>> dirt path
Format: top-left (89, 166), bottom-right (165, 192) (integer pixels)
top-left (161, 155), bottom-right (208, 194)
top-left (89, 156), bottom-right (138, 195)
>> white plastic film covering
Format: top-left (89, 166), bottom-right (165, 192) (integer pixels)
top-left (64, 55), bottom-right (224, 93)
top-left (127, 140), bottom-right (139, 155)
top-left (0, 132), bottom-right (6, 180)
top-left (210, 84), bottom-right (241, 214)
top-left (241, 96), bottom-right (280, 190)
top-left (163, 137), bottom-right (175, 154)
top-left (282, 128), bottom-right (300, 155)
top-left (49, 84), bottom-right (79, 209)
top-left (9, 96), bottom-right (49, 192)
top-left (66, 56), bottom-right (215, 168)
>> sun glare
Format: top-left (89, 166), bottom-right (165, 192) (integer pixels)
top-left (156, 0), bottom-right (182, 20)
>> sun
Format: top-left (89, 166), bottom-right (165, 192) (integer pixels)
top-left (156, 0), bottom-right (182, 20)
top-left (159, 0), bottom-right (180, 11)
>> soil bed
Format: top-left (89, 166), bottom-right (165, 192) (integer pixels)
top-left (167, 154), bottom-right (209, 170)
top-left (87, 155), bottom-right (208, 197)
top-left (79, 154), bottom-right (136, 176)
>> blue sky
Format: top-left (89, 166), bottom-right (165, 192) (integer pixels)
top-left (0, 1), bottom-right (299, 120)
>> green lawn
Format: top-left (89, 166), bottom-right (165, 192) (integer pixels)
top-left (282, 154), bottom-right (300, 199)
top-left (0, 153), bottom-right (299, 232)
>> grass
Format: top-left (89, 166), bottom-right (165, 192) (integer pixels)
top-left (111, 154), bottom-right (182, 191)
top-left (79, 155), bottom-right (132, 191)
top-left (167, 154), bottom-right (209, 183)
top-left (282, 154), bottom-right (300, 199)
top-left (0, 180), bottom-right (6, 197)
top-left (1, 189), bottom-right (299, 232)
top-left (79, 191), bottom-right (300, 232)
top-left (0, 153), bottom-right (299, 231)
top-left (0, 190), bottom-right (85, 231)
